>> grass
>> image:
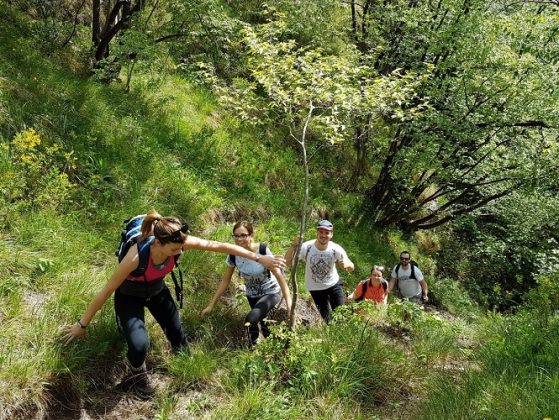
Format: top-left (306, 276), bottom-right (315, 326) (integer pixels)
top-left (166, 344), bottom-right (226, 389)
top-left (417, 311), bottom-right (559, 419)
top-left (1, 5), bottom-right (559, 419)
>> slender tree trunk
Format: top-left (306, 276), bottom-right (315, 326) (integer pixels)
top-left (92, 0), bottom-right (101, 45)
top-left (351, 0), bottom-right (357, 42)
top-left (125, 60), bottom-right (135, 92)
top-left (289, 103), bottom-right (314, 330)
top-left (94, 0), bottom-right (143, 62)
top-left (348, 115), bottom-right (370, 189)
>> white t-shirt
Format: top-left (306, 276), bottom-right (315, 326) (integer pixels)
top-left (391, 264), bottom-right (424, 298)
top-left (298, 240), bottom-right (348, 291)
top-left (226, 246), bottom-right (281, 298)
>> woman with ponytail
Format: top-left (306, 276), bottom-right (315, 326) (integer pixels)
top-left (62, 210), bottom-right (285, 399)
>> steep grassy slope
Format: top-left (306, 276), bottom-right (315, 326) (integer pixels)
top-left (2, 6), bottom-right (558, 420)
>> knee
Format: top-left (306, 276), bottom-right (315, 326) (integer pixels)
top-left (245, 309), bottom-right (263, 326)
top-left (128, 334), bottom-right (149, 356)
top-left (125, 322), bottom-right (149, 356)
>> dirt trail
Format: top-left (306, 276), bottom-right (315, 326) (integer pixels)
top-left (38, 297), bottom-right (323, 419)
top-left (19, 296), bottom-right (479, 419)
top-left (42, 363), bottom-right (163, 420)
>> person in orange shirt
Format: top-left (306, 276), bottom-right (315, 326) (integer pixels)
top-left (347, 265), bottom-right (389, 305)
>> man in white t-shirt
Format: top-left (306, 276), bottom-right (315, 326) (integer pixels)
top-left (285, 220), bottom-right (354, 323)
top-left (388, 250), bottom-right (428, 304)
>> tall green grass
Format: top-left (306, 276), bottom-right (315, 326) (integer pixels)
top-left (419, 310), bottom-right (559, 419)
top-left (4, 5), bottom-right (559, 420)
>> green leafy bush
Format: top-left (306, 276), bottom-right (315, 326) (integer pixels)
top-left (0, 128), bottom-right (76, 218)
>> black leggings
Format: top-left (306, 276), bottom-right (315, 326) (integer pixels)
top-left (245, 293), bottom-right (281, 345)
top-left (114, 287), bottom-right (186, 368)
top-left (309, 283), bottom-right (345, 323)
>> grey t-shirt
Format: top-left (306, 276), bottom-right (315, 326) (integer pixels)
top-left (391, 264), bottom-right (424, 298)
top-left (298, 240), bottom-right (348, 291)
top-left (226, 246), bottom-right (281, 298)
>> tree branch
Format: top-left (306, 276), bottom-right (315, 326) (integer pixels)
top-left (476, 120), bottom-right (552, 129)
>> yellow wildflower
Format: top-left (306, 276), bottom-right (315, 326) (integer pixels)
top-left (13, 128), bottom-right (41, 150)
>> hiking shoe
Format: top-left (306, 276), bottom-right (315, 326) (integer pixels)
top-left (127, 363), bottom-right (155, 400)
top-left (131, 370), bottom-right (155, 400)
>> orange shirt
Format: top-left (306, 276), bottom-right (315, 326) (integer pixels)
top-left (353, 280), bottom-right (388, 304)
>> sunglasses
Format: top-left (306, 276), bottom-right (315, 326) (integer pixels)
top-left (158, 223), bottom-right (190, 241)
top-left (232, 233), bottom-right (250, 239)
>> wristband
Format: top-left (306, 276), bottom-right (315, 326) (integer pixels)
top-left (255, 254), bottom-right (261, 263)
top-left (77, 319), bottom-right (87, 329)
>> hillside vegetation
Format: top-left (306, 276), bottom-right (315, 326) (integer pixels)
top-left (1, 2), bottom-right (559, 419)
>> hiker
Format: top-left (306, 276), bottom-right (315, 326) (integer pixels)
top-left (388, 250), bottom-right (428, 304)
top-left (62, 210), bottom-right (285, 399)
top-left (285, 220), bottom-right (354, 323)
top-left (347, 265), bottom-right (389, 305)
top-left (201, 221), bottom-right (292, 346)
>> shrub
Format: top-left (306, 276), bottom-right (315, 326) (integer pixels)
top-left (0, 128), bottom-right (76, 219)
top-left (428, 276), bottom-right (481, 320)
top-left (229, 310), bottom-right (411, 411)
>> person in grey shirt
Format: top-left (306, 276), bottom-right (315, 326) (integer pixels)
top-left (388, 250), bottom-right (428, 304)
top-left (202, 221), bottom-right (291, 346)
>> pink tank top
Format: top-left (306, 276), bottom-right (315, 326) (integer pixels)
top-left (127, 254), bottom-right (176, 282)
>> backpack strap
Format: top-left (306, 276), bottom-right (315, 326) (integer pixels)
top-left (259, 242), bottom-right (271, 279)
top-left (170, 256), bottom-right (184, 309)
top-left (129, 236), bottom-right (155, 278)
top-left (394, 264), bottom-right (401, 290)
top-left (355, 280), bottom-right (369, 302)
top-left (381, 279), bottom-right (388, 291)
top-left (304, 244), bottom-right (312, 261)
top-left (409, 261), bottom-right (417, 280)
top-left (135, 238), bottom-right (184, 309)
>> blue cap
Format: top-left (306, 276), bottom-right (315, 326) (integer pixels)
top-left (317, 220), bottom-right (333, 231)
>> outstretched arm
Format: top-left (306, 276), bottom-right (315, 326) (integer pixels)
top-left (62, 246), bottom-right (138, 344)
top-left (346, 283), bottom-right (361, 302)
top-left (201, 266), bottom-right (235, 316)
top-left (273, 267), bottom-right (292, 313)
top-left (184, 235), bottom-right (285, 270)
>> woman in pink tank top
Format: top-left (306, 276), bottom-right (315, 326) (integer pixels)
top-left (62, 209), bottom-right (286, 399)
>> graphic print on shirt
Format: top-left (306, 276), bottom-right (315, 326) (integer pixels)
top-left (310, 249), bottom-right (338, 284)
top-left (226, 254), bottom-right (280, 298)
top-left (244, 274), bottom-right (267, 297)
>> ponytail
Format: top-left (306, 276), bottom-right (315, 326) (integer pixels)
top-left (141, 209), bottom-right (162, 241)
top-left (141, 209), bottom-right (187, 244)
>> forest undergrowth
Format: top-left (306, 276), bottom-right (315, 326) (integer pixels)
top-left (1, 4), bottom-right (559, 419)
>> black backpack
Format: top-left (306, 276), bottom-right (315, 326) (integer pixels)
top-left (116, 214), bottom-right (184, 309)
top-left (395, 261), bottom-right (418, 279)
top-left (355, 279), bottom-right (388, 302)
top-left (393, 261), bottom-right (419, 292)
top-left (230, 242), bottom-right (271, 279)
